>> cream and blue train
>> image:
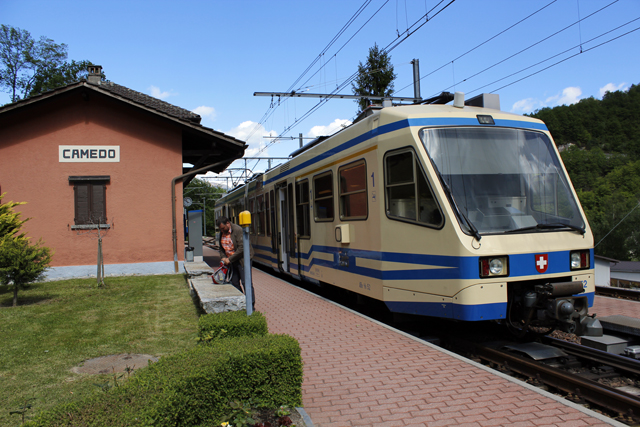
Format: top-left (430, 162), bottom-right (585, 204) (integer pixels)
top-left (215, 93), bottom-right (601, 336)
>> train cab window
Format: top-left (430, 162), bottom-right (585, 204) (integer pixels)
top-left (296, 180), bottom-right (311, 238)
top-left (313, 171), bottom-right (334, 221)
top-left (384, 149), bottom-right (442, 226)
top-left (339, 160), bottom-right (367, 220)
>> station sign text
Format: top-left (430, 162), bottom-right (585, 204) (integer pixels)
top-left (59, 146), bottom-right (120, 162)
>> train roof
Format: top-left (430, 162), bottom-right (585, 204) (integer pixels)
top-left (215, 93), bottom-right (549, 204)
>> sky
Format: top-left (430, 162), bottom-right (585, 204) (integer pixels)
top-left (2, 0), bottom-right (639, 187)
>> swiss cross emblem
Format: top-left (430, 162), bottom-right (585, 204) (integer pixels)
top-left (535, 254), bottom-right (549, 273)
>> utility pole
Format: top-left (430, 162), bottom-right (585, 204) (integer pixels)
top-left (411, 59), bottom-right (421, 101)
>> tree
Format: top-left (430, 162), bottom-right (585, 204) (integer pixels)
top-left (0, 25), bottom-right (100, 104)
top-left (184, 178), bottom-right (226, 236)
top-left (351, 43), bottom-right (396, 114)
top-left (28, 59), bottom-right (98, 97)
top-left (0, 193), bottom-right (52, 306)
top-left (0, 24), bottom-right (67, 103)
top-left (0, 192), bottom-right (27, 239)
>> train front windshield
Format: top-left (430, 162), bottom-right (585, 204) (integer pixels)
top-left (420, 127), bottom-right (585, 235)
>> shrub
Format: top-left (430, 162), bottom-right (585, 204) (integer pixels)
top-left (197, 310), bottom-right (268, 343)
top-left (27, 334), bottom-right (302, 427)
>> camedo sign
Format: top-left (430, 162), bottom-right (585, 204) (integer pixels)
top-left (59, 146), bottom-right (120, 162)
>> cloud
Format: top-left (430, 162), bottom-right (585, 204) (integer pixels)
top-left (545, 86), bottom-right (582, 107)
top-left (148, 85), bottom-right (172, 100)
top-left (510, 98), bottom-right (543, 114)
top-left (226, 121), bottom-right (276, 157)
top-left (192, 105), bottom-right (216, 120)
top-left (599, 82), bottom-right (628, 98)
top-left (308, 118), bottom-right (352, 139)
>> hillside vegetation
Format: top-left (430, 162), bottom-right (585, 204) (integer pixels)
top-left (529, 84), bottom-right (640, 260)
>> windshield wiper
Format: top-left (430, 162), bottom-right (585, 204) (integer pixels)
top-left (434, 168), bottom-right (481, 241)
top-left (505, 222), bottom-right (585, 235)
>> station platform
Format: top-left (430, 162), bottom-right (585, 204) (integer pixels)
top-left (593, 294), bottom-right (640, 318)
top-left (197, 246), bottom-right (621, 426)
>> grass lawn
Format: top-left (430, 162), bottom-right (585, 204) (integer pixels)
top-left (0, 274), bottom-right (200, 426)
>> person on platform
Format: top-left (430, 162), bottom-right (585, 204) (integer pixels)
top-left (216, 216), bottom-right (255, 309)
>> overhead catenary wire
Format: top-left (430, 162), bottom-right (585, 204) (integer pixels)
top-left (244, 0), bottom-right (376, 144)
top-left (595, 201), bottom-right (640, 248)
top-left (255, 0), bottom-right (456, 159)
top-left (395, 0), bottom-right (560, 95)
top-left (471, 17), bottom-right (640, 95)
top-left (428, 0), bottom-right (621, 98)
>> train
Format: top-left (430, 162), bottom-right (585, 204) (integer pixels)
top-left (214, 92), bottom-right (602, 337)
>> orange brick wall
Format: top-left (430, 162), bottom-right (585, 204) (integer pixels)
top-left (0, 91), bottom-right (186, 267)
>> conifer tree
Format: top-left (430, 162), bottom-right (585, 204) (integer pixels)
top-left (0, 193), bottom-right (52, 306)
top-left (351, 43), bottom-right (396, 114)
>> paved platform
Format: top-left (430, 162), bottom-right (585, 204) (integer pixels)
top-left (191, 243), bottom-right (623, 426)
top-left (592, 294), bottom-right (640, 318)
top-left (253, 269), bottom-right (622, 427)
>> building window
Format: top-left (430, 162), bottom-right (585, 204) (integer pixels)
top-left (313, 171), bottom-right (334, 221)
top-left (296, 180), bottom-right (310, 238)
top-left (384, 149), bottom-right (442, 226)
top-left (69, 176), bottom-right (109, 228)
top-left (339, 160), bottom-right (367, 220)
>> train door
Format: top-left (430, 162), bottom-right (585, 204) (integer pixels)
top-left (277, 185), bottom-right (290, 272)
top-left (276, 183), bottom-right (296, 274)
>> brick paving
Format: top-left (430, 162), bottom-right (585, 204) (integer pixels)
top-left (593, 295), bottom-right (640, 318)
top-left (251, 268), bottom-right (621, 427)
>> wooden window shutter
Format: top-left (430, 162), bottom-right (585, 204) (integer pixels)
top-left (75, 183), bottom-right (90, 224)
top-left (91, 183), bottom-right (106, 224)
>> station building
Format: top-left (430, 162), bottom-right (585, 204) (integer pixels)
top-left (0, 66), bottom-right (245, 279)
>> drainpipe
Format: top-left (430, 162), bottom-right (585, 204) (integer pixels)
top-left (172, 160), bottom-right (229, 273)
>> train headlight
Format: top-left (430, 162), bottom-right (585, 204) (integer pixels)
top-left (479, 256), bottom-right (509, 278)
top-left (570, 250), bottom-right (590, 270)
top-left (489, 259), bottom-right (503, 275)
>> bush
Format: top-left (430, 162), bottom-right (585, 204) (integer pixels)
top-left (197, 310), bottom-right (268, 343)
top-left (27, 334), bottom-right (302, 427)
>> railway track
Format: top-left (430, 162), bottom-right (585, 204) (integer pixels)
top-left (472, 338), bottom-right (640, 425)
top-left (597, 286), bottom-right (640, 301)
top-left (256, 266), bottom-right (640, 424)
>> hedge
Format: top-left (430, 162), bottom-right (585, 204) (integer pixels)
top-left (197, 310), bottom-right (268, 343)
top-left (28, 322), bottom-right (302, 426)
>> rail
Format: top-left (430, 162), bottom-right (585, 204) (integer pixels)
top-left (475, 343), bottom-right (640, 423)
top-left (596, 286), bottom-right (640, 301)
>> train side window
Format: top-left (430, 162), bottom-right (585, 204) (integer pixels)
top-left (265, 193), bottom-right (271, 236)
top-left (339, 160), bottom-right (367, 220)
top-left (313, 171), bottom-right (334, 222)
top-left (385, 149), bottom-right (443, 226)
top-left (296, 180), bottom-right (311, 238)
top-left (249, 197), bottom-right (255, 234)
top-left (257, 194), bottom-right (265, 235)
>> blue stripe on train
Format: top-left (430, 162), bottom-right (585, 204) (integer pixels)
top-left (385, 292), bottom-right (593, 321)
top-left (263, 117), bottom-right (547, 185)
top-left (384, 300), bottom-right (508, 320)
top-left (281, 245), bottom-right (593, 281)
